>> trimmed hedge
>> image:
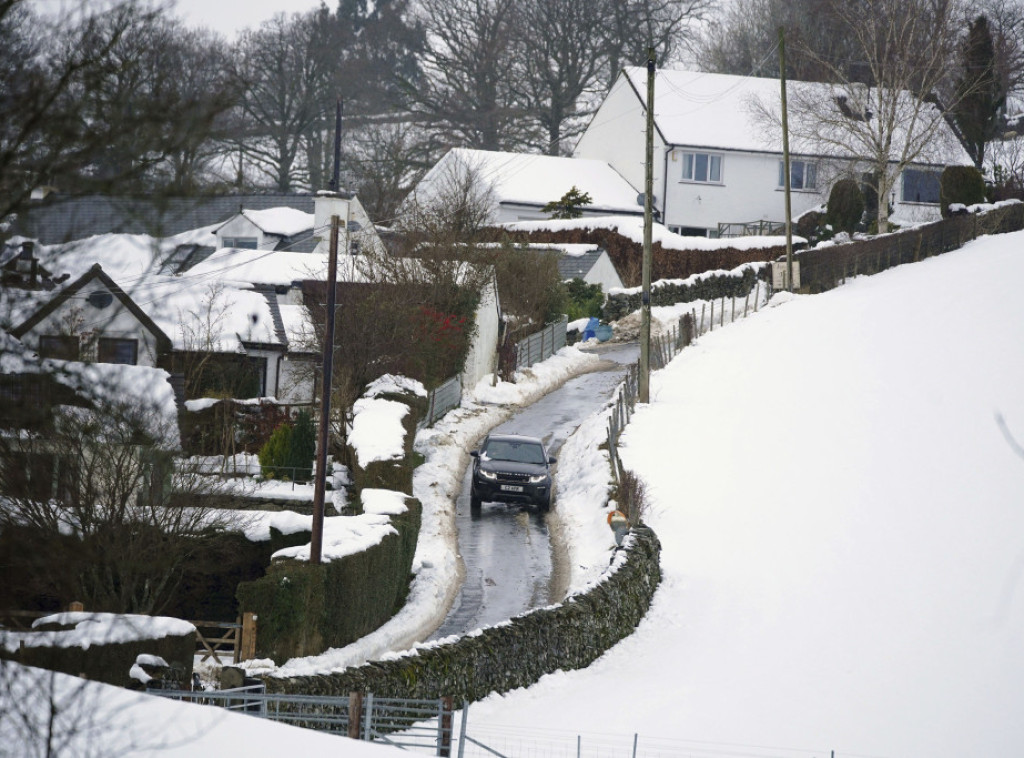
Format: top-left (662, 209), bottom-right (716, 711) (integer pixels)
top-left (488, 227), bottom-right (784, 288)
top-left (261, 526), bottom-right (661, 702)
top-left (236, 498), bottom-right (421, 662)
top-left (940, 165), bottom-right (987, 217)
top-left (1, 617), bottom-right (195, 688)
top-left (603, 265), bottom-right (765, 321)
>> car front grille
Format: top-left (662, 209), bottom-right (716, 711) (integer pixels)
top-left (495, 471), bottom-right (531, 483)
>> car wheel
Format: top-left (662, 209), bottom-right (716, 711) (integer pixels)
top-left (536, 493), bottom-right (551, 512)
top-left (470, 490), bottom-right (482, 512)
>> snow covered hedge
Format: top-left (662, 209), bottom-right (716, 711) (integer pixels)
top-left (0, 613), bottom-right (195, 689)
top-left (603, 263), bottom-right (766, 321)
top-left (236, 495), bottom-right (421, 662)
top-left (261, 526), bottom-right (661, 702)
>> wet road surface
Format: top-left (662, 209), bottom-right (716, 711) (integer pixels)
top-left (429, 342), bottom-right (638, 639)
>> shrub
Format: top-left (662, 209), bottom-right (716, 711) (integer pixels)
top-left (287, 410), bottom-right (316, 482)
top-left (541, 186), bottom-right (593, 219)
top-left (259, 422), bottom-right (293, 479)
top-left (940, 165), bottom-right (987, 217)
top-left (564, 278), bottom-right (604, 320)
top-left (826, 179), bottom-right (865, 234)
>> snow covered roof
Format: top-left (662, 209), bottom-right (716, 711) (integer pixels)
top-left (216, 207), bottom-right (315, 237)
top-left (414, 148), bottom-right (642, 215)
top-left (617, 67), bottom-right (972, 165)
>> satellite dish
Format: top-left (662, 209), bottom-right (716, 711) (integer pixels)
top-left (636, 193), bottom-right (658, 207)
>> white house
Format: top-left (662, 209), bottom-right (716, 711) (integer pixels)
top-left (409, 148), bottom-right (644, 224)
top-left (573, 68), bottom-right (973, 237)
top-left (214, 193), bottom-right (383, 257)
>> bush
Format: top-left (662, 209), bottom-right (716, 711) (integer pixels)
top-left (826, 179), bottom-right (865, 234)
top-left (259, 422), bottom-right (293, 479)
top-left (563, 278), bottom-right (604, 320)
top-left (940, 165), bottom-right (987, 217)
top-left (287, 410), bottom-right (316, 482)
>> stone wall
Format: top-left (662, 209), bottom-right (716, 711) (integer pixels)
top-left (262, 526), bottom-right (661, 702)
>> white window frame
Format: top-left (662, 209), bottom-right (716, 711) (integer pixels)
top-left (779, 160), bottom-right (818, 191)
top-left (681, 152), bottom-right (723, 184)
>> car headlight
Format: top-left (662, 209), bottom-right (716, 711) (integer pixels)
top-left (527, 474), bottom-right (547, 484)
top-left (479, 469), bottom-right (498, 480)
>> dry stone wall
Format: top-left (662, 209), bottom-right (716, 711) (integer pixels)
top-left (262, 526), bottom-right (661, 702)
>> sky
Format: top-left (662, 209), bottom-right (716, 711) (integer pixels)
top-left (169, 0), bottom-right (325, 37)
top-left (4, 217), bottom-right (1023, 755)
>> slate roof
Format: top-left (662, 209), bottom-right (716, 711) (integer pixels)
top-left (556, 250), bottom-right (603, 280)
top-left (12, 194), bottom-right (317, 245)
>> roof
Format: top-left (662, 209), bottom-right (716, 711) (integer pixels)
top-left (217, 207), bottom-right (315, 238)
top-left (414, 148), bottom-right (643, 215)
top-left (11, 264), bottom-right (173, 353)
top-left (556, 249), bottom-right (605, 280)
top-left (617, 68), bottom-right (971, 165)
top-left (12, 194), bottom-right (317, 245)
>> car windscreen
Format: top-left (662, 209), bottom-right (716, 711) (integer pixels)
top-left (483, 440), bottom-right (546, 464)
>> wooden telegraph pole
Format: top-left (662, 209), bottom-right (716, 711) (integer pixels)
top-left (779, 26), bottom-right (795, 292)
top-left (310, 214), bottom-right (340, 565)
top-left (639, 47), bottom-right (655, 404)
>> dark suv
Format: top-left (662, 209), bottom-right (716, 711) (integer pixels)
top-left (469, 434), bottom-right (556, 512)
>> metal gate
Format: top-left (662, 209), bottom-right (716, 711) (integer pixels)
top-left (152, 687), bottom-right (457, 754)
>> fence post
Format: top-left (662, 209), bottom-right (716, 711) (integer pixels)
top-left (719, 297), bottom-right (725, 327)
top-left (239, 612), bottom-right (257, 662)
top-left (709, 300), bottom-right (714, 331)
top-left (346, 692), bottom-right (363, 739)
top-left (439, 696), bottom-right (454, 757)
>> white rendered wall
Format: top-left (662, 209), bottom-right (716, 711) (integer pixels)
top-left (461, 278), bottom-right (501, 389)
top-left (21, 278), bottom-right (162, 366)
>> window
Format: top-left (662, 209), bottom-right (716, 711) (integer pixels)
top-left (779, 160), bottom-right (818, 191)
top-left (98, 337), bottom-right (138, 365)
top-left (902, 169), bottom-right (940, 204)
top-left (223, 237), bottom-right (258, 249)
top-left (681, 152), bottom-right (722, 183)
top-left (38, 335), bottom-right (79, 361)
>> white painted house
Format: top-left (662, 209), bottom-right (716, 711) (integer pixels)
top-left (574, 68), bottom-right (973, 237)
top-left (409, 148), bottom-right (643, 224)
top-left (214, 193), bottom-right (383, 257)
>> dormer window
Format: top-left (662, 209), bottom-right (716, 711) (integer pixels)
top-left (222, 237), bottom-right (258, 249)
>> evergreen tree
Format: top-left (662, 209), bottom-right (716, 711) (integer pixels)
top-left (954, 15), bottom-right (1006, 169)
top-left (542, 186), bottom-right (593, 219)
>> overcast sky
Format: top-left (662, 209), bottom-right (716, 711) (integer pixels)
top-left (169, 0), bottom-right (325, 37)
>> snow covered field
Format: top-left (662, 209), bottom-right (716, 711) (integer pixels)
top-left (465, 230), bottom-right (1024, 757)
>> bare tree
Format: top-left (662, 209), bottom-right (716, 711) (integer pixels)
top-left (0, 1), bottom-right (231, 230)
top-left (511, 0), bottom-right (609, 155)
top-left (0, 372), bottom-right (243, 615)
top-left (771, 0), bottom-right (966, 232)
top-left (405, 0), bottom-right (532, 151)
top-left (229, 10), bottom-right (338, 191)
top-left (601, 0), bottom-right (714, 85)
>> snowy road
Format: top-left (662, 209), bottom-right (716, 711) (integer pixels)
top-left (430, 343), bottom-right (638, 638)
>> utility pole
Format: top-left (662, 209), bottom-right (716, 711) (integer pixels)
top-left (639, 47), bottom-right (655, 404)
top-left (779, 26), bottom-right (795, 292)
top-left (311, 213), bottom-right (340, 565)
top-left (328, 99), bottom-right (343, 193)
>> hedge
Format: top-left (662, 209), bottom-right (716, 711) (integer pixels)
top-left (603, 264), bottom-right (766, 321)
top-left (236, 498), bottom-right (421, 662)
